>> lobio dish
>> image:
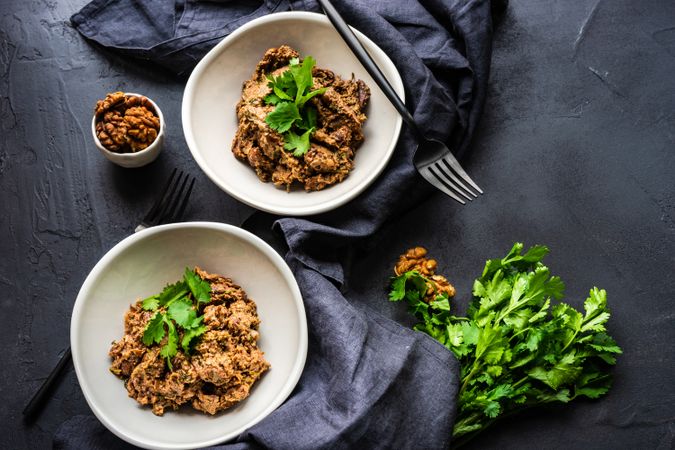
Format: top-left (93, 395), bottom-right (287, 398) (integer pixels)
top-left (71, 222), bottom-right (307, 449)
top-left (182, 12), bottom-right (404, 216)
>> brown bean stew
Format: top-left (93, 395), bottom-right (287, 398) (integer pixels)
top-left (232, 45), bottom-right (371, 191)
top-left (109, 267), bottom-right (269, 416)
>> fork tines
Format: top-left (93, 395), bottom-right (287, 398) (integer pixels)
top-left (422, 155), bottom-right (483, 205)
top-left (140, 169), bottom-right (196, 228)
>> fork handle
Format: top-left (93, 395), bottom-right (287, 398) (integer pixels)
top-left (23, 346), bottom-right (72, 420)
top-left (317, 0), bottom-right (423, 140)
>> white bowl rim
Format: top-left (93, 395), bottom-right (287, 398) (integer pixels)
top-left (91, 92), bottom-right (165, 160)
top-left (70, 221), bottom-right (308, 450)
top-left (182, 11), bottom-right (404, 216)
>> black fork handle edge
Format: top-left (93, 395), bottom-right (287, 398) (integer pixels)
top-left (23, 346), bottom-right (72, 420)
top-left (316, 0), bottom-right (422, 140)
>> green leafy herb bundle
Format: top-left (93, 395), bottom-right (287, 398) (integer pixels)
top-left (389, 243), bottom-right (622, 444)
top-left (264, 56), bottom-right (326, 157)
top-left (141, 267), bottom-right (212, 369)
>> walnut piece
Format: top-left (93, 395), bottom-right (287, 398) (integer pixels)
top-left (395, 247), bottom-right (455, 302)
top-left (94, 92), bottom-right (160, 153)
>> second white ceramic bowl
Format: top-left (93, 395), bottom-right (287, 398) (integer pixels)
top-left (182, 12), bottom-right (404, 216)
top-left (71, 222), bottom-right (307, 449)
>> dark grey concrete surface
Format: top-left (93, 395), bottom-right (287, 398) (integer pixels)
top-left (1, 0), bottom-right (674, 449)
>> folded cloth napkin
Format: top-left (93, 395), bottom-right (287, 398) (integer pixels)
top-left (58, 1), bottom-right (496, 448)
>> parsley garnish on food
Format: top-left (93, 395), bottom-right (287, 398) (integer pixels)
top-left (264, 56), bottom-right (326, 157)
top-left (389, 243), bottom-right (622, 444)
top-left (141, 268), bottom-right (212, 369)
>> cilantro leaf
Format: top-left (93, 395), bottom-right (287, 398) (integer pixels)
top-left (264, 93), bottom-right (283, 105)
top-left (184, 267), bottom-right (212, 305)
top-left (273, 83), bottom-right (295, 102)
top-left (522, 245), bottom-right (549, 262)
top-left (141, 295), bottom-right (159, 311)
top-left (528, 353), bottom-right (582, 390)
top-left (389, 271), bottom-right (429, 304)
top-left (266, 71), bottom-right (296, 100)
top-left (581, 288), bottom-right (610, 332)
top-left (301, 105), bottom-right (318, 130)
top-left (574, 370), bottom-right (613, 399)
top-left (188, 314), bottom-right (204, 330)
top-left (142, 312), bottom-right (166, 346)
top-left (430, 295), bottom-right (451, 311)
top-left (160, 317), bottom-right (178, 369)
top-left (283, 128), bottom-right (314, 157)
top-left (289, 55), bottom-right (315, 102)
top-left (588, 333), bottom-right (622, 354)
top-left (584, 287), bottom-right (606, 317)
top-left (475, 323), bottom-right (507, 364)
top-left (446, 323), bottom-right (464, 347)
top-left (265, 102), bottom-right (301, 133)
top-left (167, 297), bottom-right (197, 328)
top-left (181, 324), bottom-right (207, 354)
top-left (297, 87), bottom-right (327, 108)
top-left (158, 280), bottom-right (188, 307)
top-left (389, 274), bottom-right (408, 301)
top-left (575, 383), bottom-right (611, 399)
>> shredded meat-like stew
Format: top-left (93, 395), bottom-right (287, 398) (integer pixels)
top-left (109, 267), bottom-right (270, 416)
top-left (232, 45), bottom-right (371, 191)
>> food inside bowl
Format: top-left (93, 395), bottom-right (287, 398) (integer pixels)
top-left (232, 45), bottom-right (371, 191)
top-left (109, 267), bottom-right (270, 416)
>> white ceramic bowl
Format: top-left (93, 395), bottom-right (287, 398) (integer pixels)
top-left (71, 222), bottom-right (307, 449)
top-left (182, 12), bottom-right (404, 216)
top-left (92, 92), bottom-right (165, 168)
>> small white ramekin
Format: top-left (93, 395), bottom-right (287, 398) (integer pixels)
top-left (92, 92), bottom-right (165, 168)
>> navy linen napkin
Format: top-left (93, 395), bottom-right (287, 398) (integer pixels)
top-left (59, 1), bottom-right (496, 448)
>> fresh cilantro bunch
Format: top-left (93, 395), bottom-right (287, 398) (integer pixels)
top-left (141, 267), bottom-right (212, 369)
top-left (264, 56), bottom-right (326, 157)
top-left (389, 243), bottom-right (622, 445)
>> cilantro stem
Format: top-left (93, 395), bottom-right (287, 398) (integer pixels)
top-left (460, 363), bottom-right (482, 394)
top-left (560, 327), bottom-right (580, 353)
top-left (452, 429), bottom-right (482, 449)
top-left (512, 376), bottom-right (529, 388)
top-left (452, 418), bottom-right (491, 448)
top-left (495, 298), bottom-right (528, 323)
top-left (164, 288), bottom-right (189, 308)
top-left (508, 327), bottom-right (531, 342)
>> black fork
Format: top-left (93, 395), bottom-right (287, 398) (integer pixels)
top-left (135, 169), bottom-right (196, 232)
top-left (317, 0), bottom-right (483, 204)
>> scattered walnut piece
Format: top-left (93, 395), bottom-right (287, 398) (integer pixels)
top-left (94, 92), bottom-right (160, 153)
top-left (395, 247), bottom-right (455, 302)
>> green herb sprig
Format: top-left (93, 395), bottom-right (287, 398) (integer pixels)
top-left (264, 56), bottom-right (326, 157)
top-left (389, 243), bottom-right (622, 445)
top-left (141, 268), bottom-right (212, 369)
